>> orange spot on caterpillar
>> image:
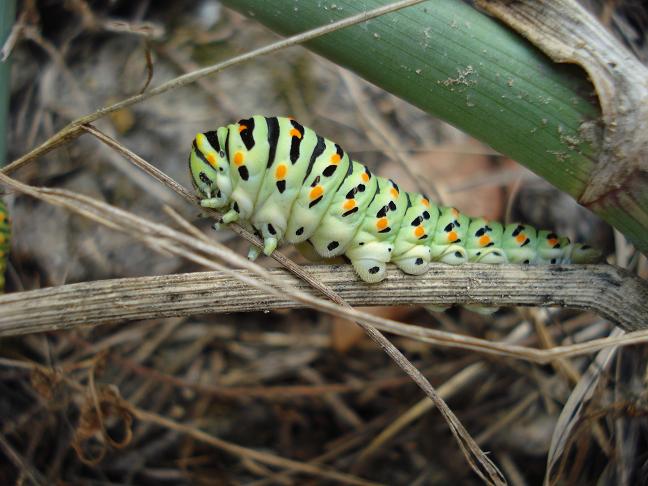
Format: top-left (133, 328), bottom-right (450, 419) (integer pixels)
top-left (234, 151), bottom-right (245, 166)
top-left (238, 124), bottom-right (247, 133)
top-left (421, 198), bottom-right (430, 207)
top-left (414, 226), bottom-right (425, 238)
top-left (479, 235), bottom-right (491, 246)
top-left (206, 153), bottom-right (218, 168)
top-left (547, 238), bottom-right (558, 247)
top-left (309, 185), bottom-right (323, 200)
top-left (376, 218), bottom-right (388, 230)
top-left (515, 233), bottom-right (527, 244)
top-left (290, 128), bottom-right (302, 139)
top-left (343, 199), bottom-right (356, 210)
top-left (330, 153), bottom-right (341, 164)
top-left (275, 164), bottom-right (287, 179)
top-left (447, 231), bottom-right (458, 242)
top-left (361, 172), bottom-right (370, 182)
top-left (390, 188), bottom-right (399, 198)
top-left (0, 213), bottom-right (5, 223)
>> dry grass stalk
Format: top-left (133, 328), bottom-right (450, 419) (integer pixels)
top-left (0, 263), bottom-right (646, 337)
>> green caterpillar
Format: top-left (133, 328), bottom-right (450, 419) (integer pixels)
top-left (189, 116), bottom-right (600, 283)
top-left (0, 199), bottom-right (9, 292)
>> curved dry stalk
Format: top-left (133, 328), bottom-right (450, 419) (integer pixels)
top-left (545, 327), bottom-right (624, 484)
top-left (0, 263), bottom-right (646, 338)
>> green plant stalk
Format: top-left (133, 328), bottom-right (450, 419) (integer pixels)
top-left (0, 0), bottom-right (15, 167)
top-left (221, 0), bottom-right (647, 252)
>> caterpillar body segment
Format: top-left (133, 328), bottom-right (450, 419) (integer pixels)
top-left (286, 137), bottom-right (353, 247)
top-left (342, 177), bottom-right (409, 282)
top-left (391, 193), bottom-right (438, 276)
top-left (308, 161), bottom-right (376, 259)
top-left (431, 207), bottom-right (470, 265)
top-left (189, 116), bottom-right (601, 285)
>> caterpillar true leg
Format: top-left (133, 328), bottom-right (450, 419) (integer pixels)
top-left (247, 246), bottom-right (261, 261)
top-left (200, 198), bottom-right (223, 209)
top-left (221, 208), bottom-right (240, 223)
top-left (262, 236), bottom-right (278, 256)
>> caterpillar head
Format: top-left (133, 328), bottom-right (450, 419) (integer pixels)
top-left (189, 129), bottom-right (232, 208)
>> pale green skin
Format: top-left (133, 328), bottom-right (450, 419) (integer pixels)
top-left (189, 116), bottom-right (601, 285)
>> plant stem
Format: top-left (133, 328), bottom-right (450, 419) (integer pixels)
top-left (0, 0), bottom-right (16, 166)
top-left (222, 0), bottom-right (648, 252)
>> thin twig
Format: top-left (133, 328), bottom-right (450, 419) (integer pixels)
top-left (132, 408), bottom-right (382, 486)
top-left (1, 0), bottom-right (429, 176)
top-left (338, 69), bottom-right (446, 204)
top-left (0, 432), bottom-right (46, 486)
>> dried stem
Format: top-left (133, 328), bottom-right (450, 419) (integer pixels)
top-left (0, 263), bottom-right (646, 338)
top-left (2, 263), bottom-right (648, 366)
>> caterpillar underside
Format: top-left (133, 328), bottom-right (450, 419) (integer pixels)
top-left (188, 116), bottom-right (600, 285)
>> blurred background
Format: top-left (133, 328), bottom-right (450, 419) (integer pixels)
top-left (0, 1), bottom-right (645, 484)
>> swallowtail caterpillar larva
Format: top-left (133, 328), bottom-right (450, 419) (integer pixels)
top-left (189, 116), bottom-right (600, 285)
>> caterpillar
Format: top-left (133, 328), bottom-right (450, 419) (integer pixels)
top-left (0, 199), bottom-right (9, 292)
top-left (189, 115), bottom-right (601, 284)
